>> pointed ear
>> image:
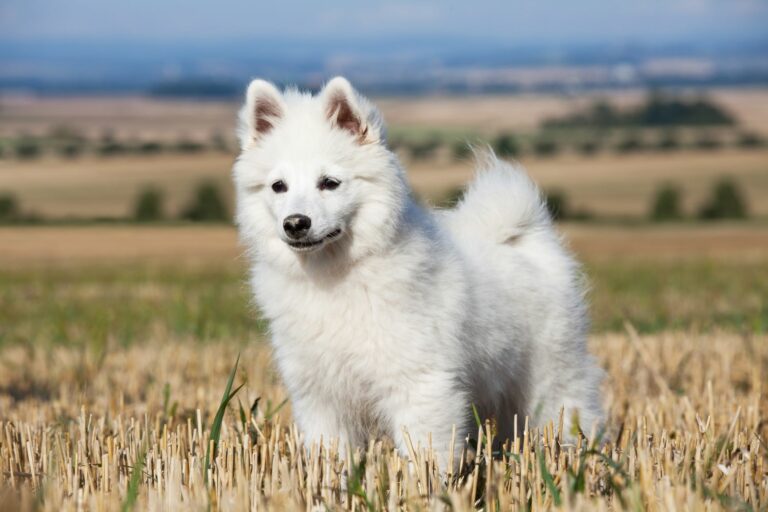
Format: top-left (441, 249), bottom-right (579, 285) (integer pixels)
top-left (238, 79), bottom-right (284, 148)
top-left (321, 77), bottom-right (380, 144)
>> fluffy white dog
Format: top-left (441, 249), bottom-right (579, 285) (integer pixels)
top-left (232, 77), bottom-right (603, 467)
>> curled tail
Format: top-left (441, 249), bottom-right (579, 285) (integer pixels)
top-left (449, 151), bottom-right (551, 244)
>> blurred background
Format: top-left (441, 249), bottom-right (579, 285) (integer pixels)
top-left (1, 0), bottom-right (767, 347)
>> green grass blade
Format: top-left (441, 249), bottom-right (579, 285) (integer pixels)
top-left (538, 449), bottom-right (562, 507)
top-left (203, 352), bottom-right (243, 485)
top-left (121, 446), bottom-right (146, 512)
top-left (264, 397), bottom-right (288, 421)
top-left (471, 403), bottom-right (482, 428)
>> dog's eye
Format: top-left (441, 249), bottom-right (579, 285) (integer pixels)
top-left (318, 177), bottom-right (341, 191)
top-left (271, 180), bottom-right (288, 193)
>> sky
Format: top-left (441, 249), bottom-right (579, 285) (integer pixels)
top-left (2, 0), bottom-right (767, 45)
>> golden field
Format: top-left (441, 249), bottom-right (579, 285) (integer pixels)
top-left (1, 87), bottom-right (768, 221)
top-left (1, 222), bottom-right (767, 510)
top-left (1, 329), bottom-right (766, 511)
top-left (3, 88), bottom-right (768, 138)
top-left (1, 149), bottom-right (767, 219)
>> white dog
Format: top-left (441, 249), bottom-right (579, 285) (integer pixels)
top-left (232, 77), bottom-right (603, 467)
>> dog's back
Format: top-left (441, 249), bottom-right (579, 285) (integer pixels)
top-left (441, 154), bottom-right (604, 440)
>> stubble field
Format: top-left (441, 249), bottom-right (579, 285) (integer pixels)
top-left (1, 224), bottom-right (767, 510)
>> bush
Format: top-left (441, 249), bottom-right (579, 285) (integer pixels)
top-left (451, 141), bottom-right (473, 161)
top-left (0, 193), bottom-right (20, 221)
top-left (615, 133), bottom-right (645, 153)
top-left (544, 189), bottom-right (568, 221)
top-left (650, 184), bottom-right (683, 221)
top-left (98, 141), bottom-right (128, 156)
top-left (137, 141), bottom-right (164, 155)
top-left (736, 132), bottom-right (765, 149)
top-left (175, 139), bottom-right (205, 153)
top-left (694, 133), bottom-right (723, 151)
top-left (407, 138), bottom-right (441, 160)
top-left (210, 132), bottom-right (231, 153)
top-left (15, 138), bottom-right (42, 159)
top-left (577, 139), bottom-right (601, 156)
top-left (544, 92), bottom-right (735, 128)
top-left (493, 133), bottom-right (520, 158)
top-left (698, 179), bottom-right (748, 220)
top-left (532, 138), bottom-right (559, 157)
top-left (655, 131), bottom-right (681, 151)
top-left (133, 187), bottom-right (165, 222)
top-left (181, 182), bottom-right (229, 222)
top-left (58, 142), bottom-right (84, 159)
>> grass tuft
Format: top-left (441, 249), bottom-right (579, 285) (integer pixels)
top-left (203, 353), bottom-right (245, 484)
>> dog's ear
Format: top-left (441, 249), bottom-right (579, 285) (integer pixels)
top-left (238, 79), bottom-right (284, 148)
top-left (321, 77), bottom-right (381, 144)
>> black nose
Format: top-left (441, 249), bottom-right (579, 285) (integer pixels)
top-left (283, 214), bottom-right (312, 239)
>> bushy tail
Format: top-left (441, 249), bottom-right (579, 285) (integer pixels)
top-left (449, 150), bottom-right (551, 244)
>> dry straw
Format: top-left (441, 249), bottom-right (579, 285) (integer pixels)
top-left (1, 330), bottom-right (765, 510)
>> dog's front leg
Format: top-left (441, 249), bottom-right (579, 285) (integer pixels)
top-left (292, 396), bottom-right (351, 458)
top-left (387, 382), bottom-right (470, 473)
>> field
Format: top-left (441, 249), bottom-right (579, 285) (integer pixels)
top-left (2, 149), bottom-right (768, 220)
top-left (2, 330), bottom-right (765, 511)
top-left (2, 87), bottom-right (768, 221)
top-left (1, 224), bottom-right (767, 510)
top-left (1, 89), bottom-right (768, 510)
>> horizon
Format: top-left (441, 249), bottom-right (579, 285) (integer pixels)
top-left (2, 1), bottom-right (767, 95)
top-left (2, 0), bottom-right (768, 44)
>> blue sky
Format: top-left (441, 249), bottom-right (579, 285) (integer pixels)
top-left (2, 0), bottom-right (767, 44)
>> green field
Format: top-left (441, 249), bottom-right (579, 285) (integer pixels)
top-left (2, 258), bottom-right (766, 351)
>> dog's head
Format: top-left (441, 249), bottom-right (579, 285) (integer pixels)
top-left (233, 77), bottom-right (408, 271)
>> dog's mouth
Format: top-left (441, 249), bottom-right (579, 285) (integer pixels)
top-left (287, 228), bottom-right (343, 252)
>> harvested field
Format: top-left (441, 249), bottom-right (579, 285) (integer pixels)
top-left (1, 330), bottom-right (765, 511)
top-left (2, 224), bottom-right (768, 266)
top-left (1, 149), bottom-right (766, 219)
top-left (3, 88), bottom-right (768, 138)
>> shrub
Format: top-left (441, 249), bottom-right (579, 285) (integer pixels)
top-left (576, 139), bottom-right (601, 156)
top-left (137, 141), bottom-right (164, 155)
top-left (58, 142), bottom-right (84, 158)
top-left (698, 179), bottom-right (748, 220)
top-left (544, 189), bottom-right (568, 221)
top-left (655, 131), bottom-right (681, 151)
top-left (615, 133), bottom-right (645, 153)
top-left (15, 138), bottom-right (42, 159)
top-left (493, 133), bottom-right (520, 158)
top-left (694, 133), bottom-right (722, 151)
top-left (532, 138), bottom-right (560, 157)
top-left (175, 139), bottom-right (205, 153)
top-left (0, 193), bottom-right (20, 221)
top-left (98, 140), bottom-right (128, 156)
top-left (210, 132), bottom-right (231, 153)
top-left (543, 92), bottom-right (735, 128)
top-left (451, 141), bottom-right (473, 161)
top-left (407, 138), bottom-right (441, 160)
top-left (133, 187), bottom-right (165, 222)
top-left (736, 132), bottom-right (765, 149)
top-left (181, 182), bottom-right (229, 222)
top-left (650, 184), bottom-right (683, 221)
